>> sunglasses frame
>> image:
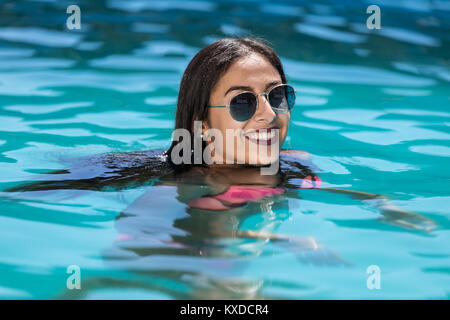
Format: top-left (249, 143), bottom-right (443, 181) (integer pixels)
top-left (208, 83), bottom-right (296, 122)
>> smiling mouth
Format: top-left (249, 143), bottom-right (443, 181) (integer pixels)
top-left (244, 127), bottom-right (280, 145)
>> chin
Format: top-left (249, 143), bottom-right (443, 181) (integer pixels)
top-left (245, 153), bottom-right (279, 166)
top-left (257, 157), bottom-right (278, 166)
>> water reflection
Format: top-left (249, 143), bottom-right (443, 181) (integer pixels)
top-left (0, 0), bottom-right (448, 299)
top-left (80, 158), bottom-right (348, 299)
top-left (6, 150), bottom-right (439, 298)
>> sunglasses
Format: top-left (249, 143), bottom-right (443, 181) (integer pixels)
top-left (208, 84), bottom-right (296, 122)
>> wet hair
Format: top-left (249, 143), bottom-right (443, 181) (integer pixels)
top-left (164, 37), bottom-right (287, 171)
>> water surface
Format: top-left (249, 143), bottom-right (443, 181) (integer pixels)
top-left (0, 0), bottom-right (449, 299)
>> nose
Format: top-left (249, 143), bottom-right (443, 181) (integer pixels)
top-left (254, 93), bottom-right (276, 123)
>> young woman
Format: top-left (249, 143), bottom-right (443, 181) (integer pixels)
top-left (90, 39), bottom-right (437, 299)
top-left (136, 37), bottom-right (434, 232)
top-left (4, 38), bottom-right (435, 276)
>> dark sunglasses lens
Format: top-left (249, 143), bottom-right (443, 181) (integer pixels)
top-left (229, 92), bottom-right (257, 121)
top-left (269, 85), bottom-right (295, 112)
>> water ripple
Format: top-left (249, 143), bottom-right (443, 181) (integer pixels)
top-left (0, 27), bottom-right (83, 47)
top-left (295, 23), bottom-right (366, 43)
top-left (283, 59), bottom-right (435, 86)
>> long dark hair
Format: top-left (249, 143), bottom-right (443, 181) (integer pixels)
top-left (164, 37), bottom-right (288, 171)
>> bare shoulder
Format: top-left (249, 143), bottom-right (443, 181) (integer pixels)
top-left (281, 149), bottom-right (311, 160)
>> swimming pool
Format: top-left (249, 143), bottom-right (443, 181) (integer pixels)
top-left (0, 0), bottom-right (449, 299)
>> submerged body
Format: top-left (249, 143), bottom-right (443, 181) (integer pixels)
top-left (2, 148), bottom-right (437, 299)
top-left (4, 148), bottom-right (436, 233)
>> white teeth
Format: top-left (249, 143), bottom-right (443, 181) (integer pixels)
top-left (246, 130), bottom-right (276, 140)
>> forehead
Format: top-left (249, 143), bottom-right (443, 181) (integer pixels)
top-left (216, 53), bottom-right (281, 90)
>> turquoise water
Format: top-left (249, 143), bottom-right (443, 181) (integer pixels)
top-left (0, 0), bottom-right (449, 299)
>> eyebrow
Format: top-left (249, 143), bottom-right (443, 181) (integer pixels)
top-left (224, 80), bottom-right (282, 96)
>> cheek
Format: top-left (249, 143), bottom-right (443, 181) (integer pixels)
top-left (285, 113), bottom-right (291, 131)
top-left (208, 110), bottom-right (244, 133)
top-left (279, 114), bottom-right (290, 140)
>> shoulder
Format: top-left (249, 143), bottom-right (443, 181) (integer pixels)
top-left (280, 149), bottom-right (313, 168)
top-left (280, 149), bottom-right (319, 175)
top-left (280, 149), bottom-right (311, 161)
top-left (279, 149), bottom-right (322, 188)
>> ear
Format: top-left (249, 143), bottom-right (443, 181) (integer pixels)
top-left (202, 119), bottom-right (210, 135)
top-left (191, 117), bottom-right (208, 136)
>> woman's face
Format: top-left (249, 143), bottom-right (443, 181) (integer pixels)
top-left (204, 53), bottom-right (290, 166)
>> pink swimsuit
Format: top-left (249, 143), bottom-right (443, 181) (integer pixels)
top-left (188, 175), bottom-right (321, 211)
top-left (116, 175), bottom-right (322, 242)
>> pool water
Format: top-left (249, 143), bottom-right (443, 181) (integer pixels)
top-left (0, 0), bottom-right (449, 299)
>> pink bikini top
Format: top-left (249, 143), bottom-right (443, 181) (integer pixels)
top-left (188, 175), bottom-right (321, 210)
top-left (116, 175), bottom-right (322, 241)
